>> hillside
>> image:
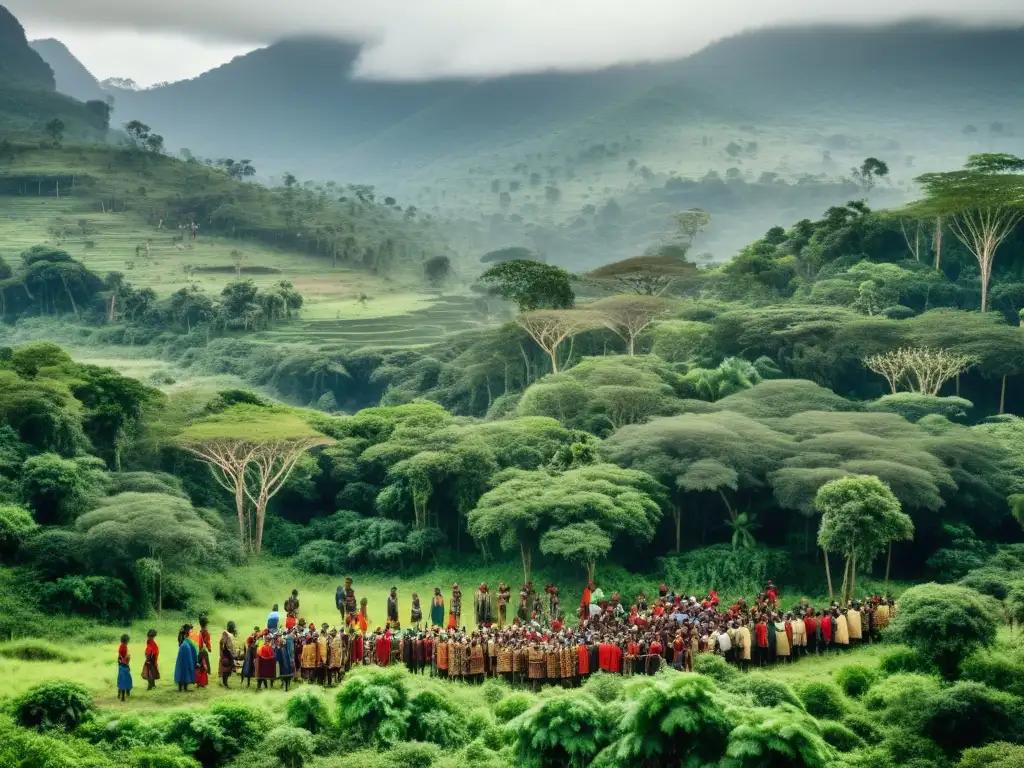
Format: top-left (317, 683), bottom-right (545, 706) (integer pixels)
top-left (28, 37), bottom-right (108, 103)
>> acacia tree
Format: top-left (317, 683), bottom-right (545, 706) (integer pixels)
top-left (516, 309), bottom-right (603, 374)
top-left (177, 405), bottom-right (332, 555)
top-left (675, 208), bottom-right (712, 245)
top-left (911, 153), bottom-right (1024, 312)
top-left (591, 295), bottom-right (672, 356)
top-left (587, 256), bottom-right (699, 296)
top-left (814, 475), bottom-right (914, 604)
top-left (863, 347), bottom-right (976, 395)
top-left (540, 521), bottom-right (612, 582)
top-left (479, 260), bottom-right (574, 311)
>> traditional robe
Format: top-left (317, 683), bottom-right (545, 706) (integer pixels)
top-left (277, 637), bottom-right (295, 678)
top-left (256, 640), bottom-right (277, 680)
top-left (774, 622), bottom-right (791, 657)
top-left (142, 639), bottom-right (160, 681)
top-left (847, 609), bottom-right (863, 640)
top-left (430, 596), bottom-right (445, 627)
top-left (792, 618), bottom-right (806, 648)
top-left (835, 613), bottom-right (850, 645)
top-left (241, 635), bottom-right (258, 679)
top-left (820, 614), bottom-right (833, 645)
top-left (474, 588), bottom-right (493, 626)
top-left (875, 603), bottom-right (890, 630)
top-left (196, 628), bottom-right (212, 687)
top-left (737, 626), bottom-right (752, 661)
top-left (387, 594), bottom-right (399, 624)
top-left (218, 632), bottom-right (236, 677)
top-left (410, 597), bottom-right (423, 625)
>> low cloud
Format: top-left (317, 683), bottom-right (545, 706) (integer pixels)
top-left (11, 0), bottom-right (1024, 82)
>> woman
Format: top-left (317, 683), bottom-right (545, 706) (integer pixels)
top-left (430, 588), bottom-right (445, 627)
top-left (117, 634), bottom-right (132, 702)
top-left (240, 627), bottom-right (259, 687)
top-left (196, 617), bottom-right (212, 688)
top-left (255, 632), bottom-right (277, 690)
top-left (219, 621), bottom-right (238, 687)
top-left (141, 629), bottom-right (159, 690)
top-left (173, 624), bottom-right (198, 692)
top-left (277, 631), bottom-right (295, 691)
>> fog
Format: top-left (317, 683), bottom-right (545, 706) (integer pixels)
top-left (13, 0), bottom-right (1024, 84)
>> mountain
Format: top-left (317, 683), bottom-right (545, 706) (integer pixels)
top-left (0, 4), bottom-right (54, 89)
top-left (29, 38), bottom-right (107, 102)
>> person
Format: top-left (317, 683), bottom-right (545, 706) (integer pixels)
top-left (449, 584), bottom-right (462, 629)
top-left (342, 578), bottom-right (357, 626)
top-left (357, 598), bottom-right (369, 633)
top-left (117, 634), bottom-right (132, 702)
top-left (255, 631), bottom-right (277, 690)
top-left (267, 604), bottom-right (281, 632)
top-left (497, 584), bottom-right (509, 628)
top-left (387, 587), bottom-right (400, 627)
top-left (284, 589), bottom-right (300, 617)
top-left (410, 593), bottom-right (423, 626)
top-left (174, 625), bottom-right (198, 692)
top-left (196, 616), bottom-right (212, 688)
top-left (474, 583), bottom-right (493, 627)
top-left (736, 621), bottom-right (751, 671)
top-left (277, 630), bottom-right (295, 691)
top-left (141, 629), bottom-right (159, 690)
top-left (336, 585), bottom-right (346, 624)
top-left (430, 588), bottom-right (445, 627)
top-left (219, 621), bottom-right (238, 687)
top-left (241, 626), bottom-right (259, 687)
top-left (774, 615), bottom-right (791, 663)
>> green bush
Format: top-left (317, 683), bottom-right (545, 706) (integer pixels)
top-left (164, 701), bottom-right (271, 767)
top-left (79, 713), bottom-right (167, 750)
top-left (480, 677), bottom-right (509, 706)
top-left (922, 682), bottom-right (1024, 755)
top-left (493, 693), bottom-right (533, 723)
top-left (466, 710), bottom-right (492, 741)
top-left (693, 652), bottom-right (740, 683)
top-left (723, 705), bottom-right (836, 768)
top-left (285, 688), bottom-right (333, 734)
top-left (957, 742), bottom-right (1024, 768)
top-left (12, 681), bottom-right (95, 731)
top-left (819, 721), bottom-right (865, 753)
top-left (335, 666), bottom-right (410, 748)
top-left (39, 575), bottom-right (136, 622)
top-left (840, 712), bottom-right (886, 743)
top-left (959, 568), bottom-right (1015, 601)
top-left (878, 647), bottom-right (936, 676)
top-left (960, 649), bottom-right (1024, 697)
top-left (0, 503), bottom-right (36, 560)
top-left (863, 673), bottom-right (942, 730)
top-left (407, 690), bottom-right (470, 749)
top-left (126, 744), bottom-right (201, 768)
top-left (796, 681), bottom-right (847, 720)
top-left (835, 664), bottom-right (877, 698)
top-left (731, 674), bottom-right (803, 709)
top-left (511, 694), bottom-right (606, 768)
top-left (884, 732), bottom-right (949, 767)
top-left (384, 742), bottom-right (441, 768)
top-left (0, 638), bottom-right (81, 663)
top-left (581, 671), bottom-right (626, 703)
top-left (293, 539), bottom-right (345, 575)
top-left (264, 726), bottom-right (315, 768)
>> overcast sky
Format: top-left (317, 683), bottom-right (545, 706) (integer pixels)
top-left (12, 0), bottom-right (1024, 86)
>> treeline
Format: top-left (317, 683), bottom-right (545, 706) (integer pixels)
top-left (0, 244), bottom-right (303, 332)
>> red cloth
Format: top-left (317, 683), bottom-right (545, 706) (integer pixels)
top-left (649, 640), bottom-right (663, 656)
top-left (375, 635), bottom-right (390, 665)
top-left (352, 635), bottom-right (364, 663)
top-left (708, 591), bottom-right (719, 607)
top-left (577, 645), bottom-right (589, 675)
top-left (145, 639), bottom-right (158, 664)
top-left (804, 617), bottom-right (817, 637)
top-left (118, 643), bottom-right (129, 665)
top-left (598, 643), bottom-right (611, 672)
top-left (285, 616), bottom-right (297, 630)
top-left (652, 605), bottom-right (665, 618)
top-left (610, 645), bottom-right (622, 672)
top-left (821, 616), bottom-right (833, 643)
top-left (672, 638), bottom-right (684, 663)
top-left (551, 619), bottom-right (563, 632)
top-left (785, 621), bottom-right (793, 646)
top-left (767, 587), bottom-right (778, 606)
top-left (581, 587), bottom-right (592, 608)
top-left (447, 613), bottom-right (457, 630)
top-left (756, 623), bottom-right (768, 648)
top-left (627, 641), bottom-right (639, 656)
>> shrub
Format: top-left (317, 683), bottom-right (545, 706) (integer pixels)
top-left (890, 584), bottom-right (999, 678)
top-left (285, 688), bottom-right (333, 734)
top-left (693, 652), bottom-right (740, 683)
top-left (958, 742), bottom-right (1024, 768)
top-left (264, 726), bottom-right (315, 768)
top-left (125, 744), bottom-right (200, 768)
top-left (493, 693), bottom-right (533, 723)
top-left (863, 673), bottom-right (942, 730)
top-left (878, 647), bottom-right (935, 676)
top-left (0, 503), bottom-right (36, 560)
top-left (922, 682), bottom-right (1024, 755)
top-left (884, 732), bottom-right (948, 767)
top-left (819, 721), bottom-right (865, 753)
top-left (384, 742), bottom-right (441, 768)
top-left (164, 701), bottom-right (271, 767)
top-left (960, 649), bottom-right (1024, 697)
top-left (335, 666), bottom-right (410, 747)
top-left (581, 672), bottom-right (626, 703)
top-left (835, 665), bottom-right (877, 698)
top-left (724, 705), bottom-right (835, 768)
top-left (841, 712), bottom-right (886, 742)
top-left (407, 690), bottom-right (470, 749)
top-left (511, 694), bottom-right (606, 768)
top-left (293, 539), bottom-right (345, 575)
top-left (730, 674), bottom-right (803, 709)
top-left (39, 575), bottom-right (136, 622)
top-left (12, 681), bottom-right (95, 731)
top-left (466, 710), bottom-right (492, 741)
top-left (796, 681), bottom-right (847, 720)
top-left (959, 568), bottom-right (1015, 601)
top-left (0, 638), bottom-right (81, 663)
top-left (480, 677), bottom-right (509, 706)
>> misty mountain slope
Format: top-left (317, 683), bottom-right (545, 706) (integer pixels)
top-left (29, 38), bottom-right (107, 102)
top-left (0, 5), bottom-right (54, 89)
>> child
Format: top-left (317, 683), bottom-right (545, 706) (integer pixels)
top-left (141, 629), bottom-right (159, 690)
top-left (117, 634), bottom-right (133, 702)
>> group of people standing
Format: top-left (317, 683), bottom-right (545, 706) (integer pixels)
top-left (114, 578), bottom-right (895, 699)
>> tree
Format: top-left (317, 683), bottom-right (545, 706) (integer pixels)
top-left (889, 583), bottom-right (999, 678)
top-left (480, 246), bottom-right (541, 264)
top-left (675, 208), bottom-right (712, 245)
top-left (815, 475), bottom-right (914, 604)
top-left (677, 459), bottom-right (757, 550)
top-left (514, 694), bottom-right (607, 768)
top-left (540, 522), bottom-right (611, 582)
top-left (423, 256), bottom-right (453, 289)
top-left (45, 119), bottom-right (65, 145)
top-left (516, 310), bottom-right (603, 374)
top-left (591, 295), bottom-right (672, 355)
top-left (123, 120), bottom-right (164, 153)
top-left (852, 157), bottom-right (889, 193)
top-left (76, 492), bottom-right (217, 612)
top-left (863, 347), bottom-right (976, 395)
top-left (0, 504), bottom-right (36, 561)
top-left (479, 260), bottom-right (574, 311)
top-left (724, 705), bottom-right (836, 768)
top-left (20, 454), bottom-right (104, 526)
top-left (231, 250), bottom-right (245, 278)
top-left (177, 405), bottom-right (332, 555)
top-left (910, 154), bottom-right (1024, 312)
top-left (587, 256), bottom-right (699, 296)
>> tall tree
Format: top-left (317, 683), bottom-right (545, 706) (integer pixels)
top-left (479, 260), bottom-right (574, 311)
top-left (516, 310), bottom-right (603, 374)
top-left (586, 256), bottom-right (699, 296)
top-left (591, 295), bottom-right (672, 356)
top-left (911, 154), bottom-right (1024, 311)
top-left (815, 475), bottom-right (913, 604)
top-left (177, 405), bottom-right (332, 555)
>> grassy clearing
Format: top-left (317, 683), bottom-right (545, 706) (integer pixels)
top-left (0, 559), bottom-right (902, 710)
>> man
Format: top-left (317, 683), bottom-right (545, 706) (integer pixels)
top-left (387, 587), bottom-right (400, 627)
top-left (284, 589), bottom-right (299, 617)
top-left (496, 583), bottom-right (508, 628)
top-left (450, 584), bottom-right (463, 629)
top-left (341, 578), bottom-right (357, 625)
top-left (267, 604), bottom-right (281, 632)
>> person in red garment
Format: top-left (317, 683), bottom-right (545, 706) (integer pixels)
top-left (376, 629), bottom-right (391, 666)
top-left (141, 629), bottom-right (160, 690)
top-left (195, 616), bottom-right (212, 688)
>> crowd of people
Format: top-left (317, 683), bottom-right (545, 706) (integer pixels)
top-left (114, 578), bottom-right (895, 698)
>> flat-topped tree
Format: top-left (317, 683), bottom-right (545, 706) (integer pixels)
top-left (587, 256), bottom-right (699, 296)
top-left (177, 405), bottom-right (332, 555)
top-left (516, 309), bottom-right (603, 374)
top-left (591, 295), bottom-right (673, 356)
top-left (909, 154), bottom-right (1024, 312)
